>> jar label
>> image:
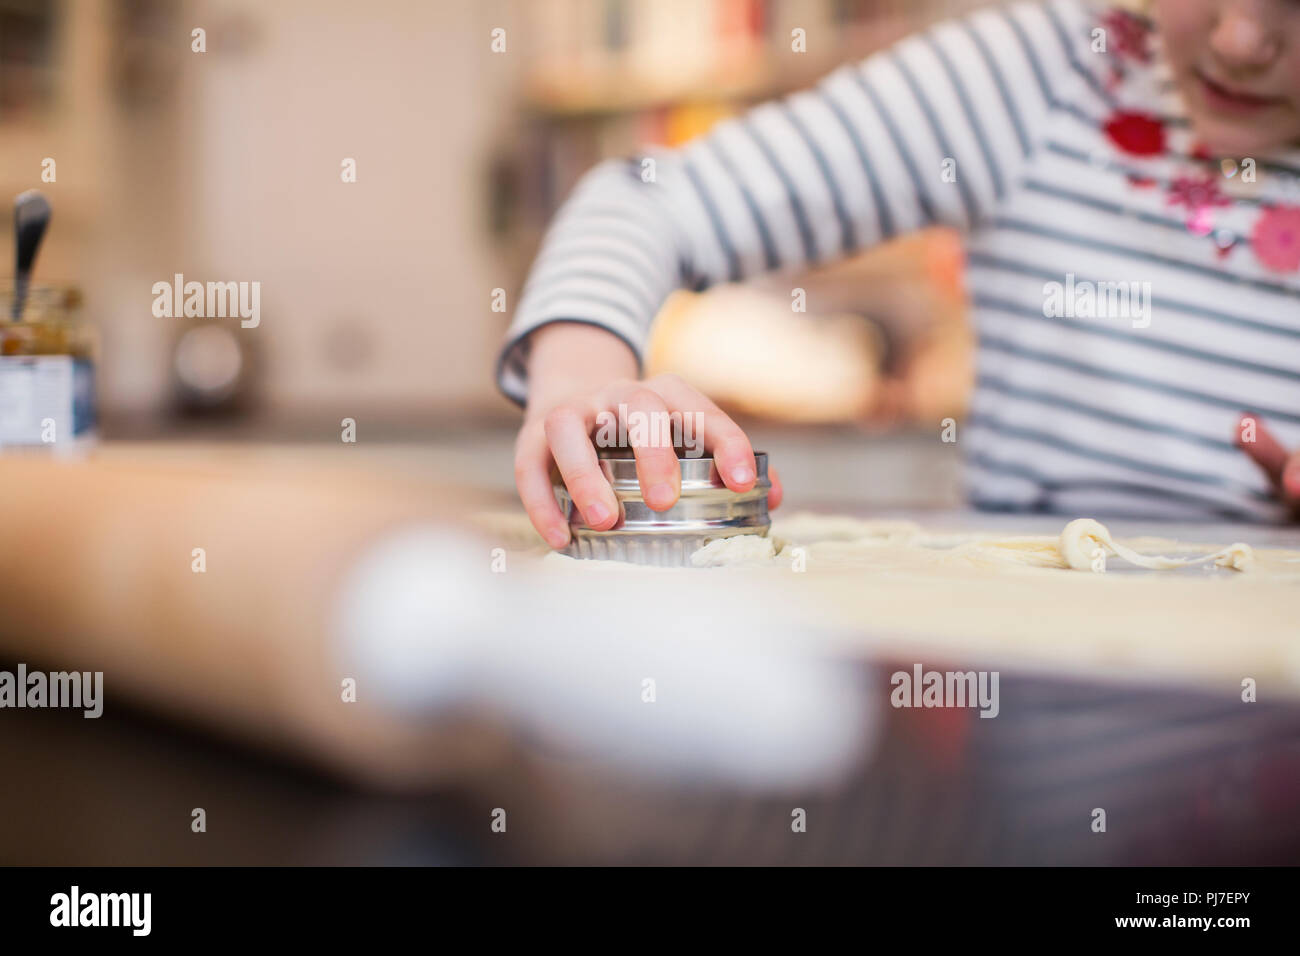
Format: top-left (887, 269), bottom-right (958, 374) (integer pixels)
top-left (0, 355), bottom-right (96, 447)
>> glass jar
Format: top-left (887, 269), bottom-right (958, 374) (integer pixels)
top-left (0, 283), bottom-right (97, 451)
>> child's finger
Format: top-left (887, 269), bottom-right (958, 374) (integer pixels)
top-left (514, 424), bottom-right (572, 550)
top-left (616, 386), bottom-right (682, 511)
top-left (704, 426), bottom-right (759, 494)
top-left (767, 465), bottom-right (784, 510)
top-left (542, 404), bottom-right (620, 531)
top-left (644, 374), bottom-right (758, 493)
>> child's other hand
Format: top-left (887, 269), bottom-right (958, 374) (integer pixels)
top-left (1236, 413), bottom-right (1300, 516)
top-left (516, 373), bottom-right (783, 551)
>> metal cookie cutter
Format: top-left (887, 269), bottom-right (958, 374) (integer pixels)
top-left (555, 449), bottom-right (772, 566)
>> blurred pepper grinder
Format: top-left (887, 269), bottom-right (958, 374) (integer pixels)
top-left (0, 191), bottom-right (97, 454)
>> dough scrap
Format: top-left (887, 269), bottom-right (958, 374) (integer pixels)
top-left (1057, 518), bottom-right (1254, 572)
top-left (690, 534), bottom-right (777, 567)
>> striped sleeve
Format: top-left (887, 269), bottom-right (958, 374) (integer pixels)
top-left (496, 0), bottom-right (1080, 405)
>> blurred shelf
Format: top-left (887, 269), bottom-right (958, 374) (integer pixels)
top-left (523, 52), bottom-right (773, 117)
top-left (521, 19), bottom-right (909, 118)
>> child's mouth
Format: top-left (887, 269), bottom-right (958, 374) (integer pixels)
top-left (1194, 68), bottom-right (1285, 115)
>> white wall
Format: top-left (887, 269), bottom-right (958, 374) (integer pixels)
top-left (183, 0), bottom-right (515, 415)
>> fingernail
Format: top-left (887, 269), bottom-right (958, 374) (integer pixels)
top-left (586, 501), bottom-right (610, 526)
top-left (546, 528), bottom-right (569, 549)
top-left (731, 466), bottom-right (754, 485)
top-left (648, 483), bottom-right (675, 508)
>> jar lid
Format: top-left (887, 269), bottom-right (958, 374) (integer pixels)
top-left (0, 282), bottom-right (83, 323)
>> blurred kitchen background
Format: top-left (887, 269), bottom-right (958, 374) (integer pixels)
top-left (0, 0), bottom-right (986, 505)
top-left (8, 1), bottom-right (1300, 872)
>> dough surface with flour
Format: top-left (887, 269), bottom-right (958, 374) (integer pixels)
top-left (482, 509), bottom-right (1292, 578)
top-left (476, 509), bottom-right (1300, 695)
top-left (674, 515), bottom-right (1258, 573)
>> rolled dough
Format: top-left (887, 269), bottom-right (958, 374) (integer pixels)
top-left (523, 514), bottom-right (1266, 575)
top-left (681, 515), bottom-right (1256, 574)
top-left (475, 508), bottom-right (1300, 695)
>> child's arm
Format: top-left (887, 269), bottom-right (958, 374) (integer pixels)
top-left (501, 1), bottom-right (1085, 544)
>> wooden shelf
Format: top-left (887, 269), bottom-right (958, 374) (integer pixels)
top-left (520, 18), bottom-right (910, 118)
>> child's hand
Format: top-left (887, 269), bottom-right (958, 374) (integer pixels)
top-left (517, 376), bottom-right (784, 549)
top-left (1236, 413), bottom-right (1300, 516)
top-left (514, 326), bottom-right (781, 549)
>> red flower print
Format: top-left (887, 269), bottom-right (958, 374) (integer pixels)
top-left (1105, 111), bottom-right (1165, 157)
top-left (1101, 9), bottom-right (1152, 63)
top-left (1252, 205), bottom-right (1300, 273)
top-left (1168, 175), bottom-right (1231, 237)
top-left (1167, 174), bottom-right (1231, 211)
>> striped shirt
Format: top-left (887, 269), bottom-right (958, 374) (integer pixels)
top-left (497, 0), bottom-right (1300, 523)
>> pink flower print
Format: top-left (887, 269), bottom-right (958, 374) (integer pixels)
top-left (1252, 205), bottom-right (1300, 273)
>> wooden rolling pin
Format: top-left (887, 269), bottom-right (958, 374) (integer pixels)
top-left (0, 453), bottom-right (514, 789)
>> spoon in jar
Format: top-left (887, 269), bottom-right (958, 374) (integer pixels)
top-left (12, 190), bottom-right (52, 321)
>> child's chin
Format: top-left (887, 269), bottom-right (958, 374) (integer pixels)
top-left (1190, 115), bottom-right (1299, 158)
